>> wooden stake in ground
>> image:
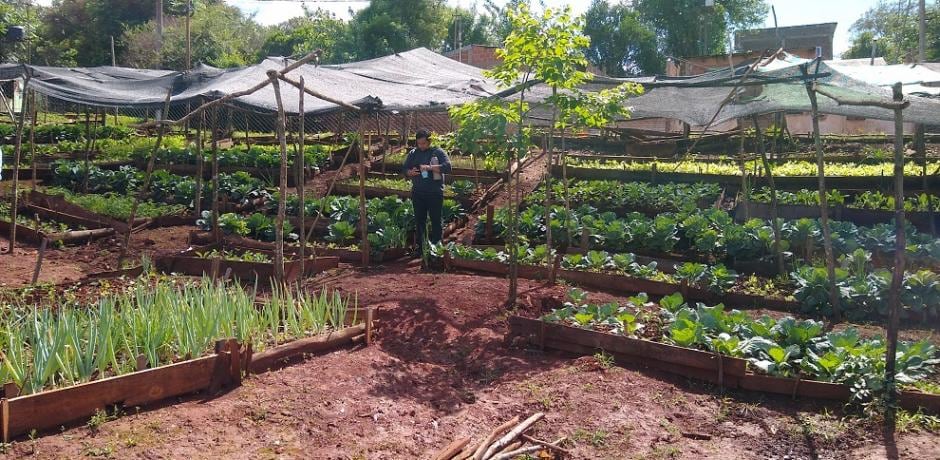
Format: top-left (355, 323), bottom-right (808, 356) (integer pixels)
top-left (298, 76), bottom-right (307, 275)
top-left (211, 106), bottom-right (221, 242)
top-left (119, 89), bottom-right (173, 265)
top-left (358, 123), bottom-right (370, 267)
top-left (6, 75), bottom-right (31, 255)
top-left (752, 115), bottom-right (785, 276)
top-left (884, 82), bottom-right (907, 432)
top-left (28, 92), bottom-right (37, 191)
top-left (803, 68), bottom-right (843, 322)
top-left (267, 70), bottom-right (290, 282)
top-left (194, 107), bottom-right (204, 216)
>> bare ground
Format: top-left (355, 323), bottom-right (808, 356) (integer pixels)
top-left (5, 262), bottom-right (939, 460)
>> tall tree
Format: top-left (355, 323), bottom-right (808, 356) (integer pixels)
top-left (257, 7), bottom-right (348, 63)
top-left (635, 0), bottom-right (767, 58)
top-left (41, 0), bottom-right (154, 66)
top-left (344, 0), bottom-right (450, 59)
top-left (844, 0), bottom-right (938, 63)
top-left (583, 0), bottom-right (662, 76)
top-left (122, 2), bottom-right (266, 70)
top-left (442, 5), bottom-right (499, 52)
top-left (0, 0), bottom-right (42, 63)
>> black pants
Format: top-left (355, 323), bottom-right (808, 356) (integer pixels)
top-left (412, 192), bottom-right (443, 249)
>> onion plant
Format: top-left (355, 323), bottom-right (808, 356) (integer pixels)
top-left (0, 277), bottom-right (356, 395)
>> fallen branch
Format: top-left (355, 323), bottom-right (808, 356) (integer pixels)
top-left (520, 433), bottom-right (573, 455)
top-left (433, 437), bottom-right (471, 460)
top-left (472, 416), bottom-right (520, 460)
top-left (481, 412), bottom-right (544, 459)
top-left (490, 438), bottom-right (566, 460)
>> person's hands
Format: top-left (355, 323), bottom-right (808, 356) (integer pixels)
top-left (420, 165), bottom-right (430, 172)
top-left (407, 167), bottom-right (420, 177)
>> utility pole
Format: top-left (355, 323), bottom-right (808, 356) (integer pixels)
top-left (185, 0), bottom-right (192, 70)
top-left (156, 0), bottom-right (164, 46)
top-left (919, 0), bottom-right (927, 63)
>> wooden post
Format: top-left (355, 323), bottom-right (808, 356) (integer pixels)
top-left (268, 71), bottom-right (290, 282)
top-left (120, 89), bottom-right (172, 265)
top-left (298, 77), bottom-right (307, 275)
top-left (752, 115), bottom-right (784, 276)
top-left (358, 126), bottom-right (370, 267)
top-left (6, 76), bottom-right (30, 255)
top-left (194, 107), bottom-right (204, 216)
top-left (485, 205), bottom-right (494, 241)
top-left (562, 148), bottom-right (572, 246)
top-left (81, 110), bottom-right (91, 193)
top-left (86, 108), bottom-right (101, 192)
top-left (884, 82), bottom-right (907, 432)
top-left (31, 238), bottom-right (47, 284)
top-left (28, 93), bottom-right (37, 191)
top-left (211, 106), bottom-right (221, 242)
top-left (803, 70), bottom-right (843, 322)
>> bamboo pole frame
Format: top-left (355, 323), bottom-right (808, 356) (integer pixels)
top-left (6, 75), bottom-right (31, 255)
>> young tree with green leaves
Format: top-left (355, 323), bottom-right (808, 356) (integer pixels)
top-left (844, 0), bottom-right (939, 63)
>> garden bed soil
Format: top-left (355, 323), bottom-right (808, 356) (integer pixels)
top-left (0, 225), bottom-right (193, 288)
top-left (154, 243), bottom-right (340, 282)
top-left (444, 256), bottom-right (798, 312)
top-left (8, 264), bottom-right (939, 459)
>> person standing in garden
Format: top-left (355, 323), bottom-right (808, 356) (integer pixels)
top-left (403, 128), bottom-right (452, 256)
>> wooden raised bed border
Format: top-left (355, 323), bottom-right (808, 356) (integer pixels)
top-left (445, 256), bottom-right (799, 312)
top-left (552, 165), bottom-right (940, 192)
top-left (154, 243), bottom-right (340, 282)
top-left (736, 201), bottom-right (940, 234)
top-left (0, 309), bottom-right (374, 441)
top-left (509, 316), bottom-right (940, 412)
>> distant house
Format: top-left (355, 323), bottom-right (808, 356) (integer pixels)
top-left (443, 45), bottom-right (503, 70)
top-left (735, 22), bottom-right (838, 60)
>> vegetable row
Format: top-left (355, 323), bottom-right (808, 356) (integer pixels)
top-left (0, 278), bottom-right (355, 395)
top-left (542, 289), bottom-right (940, 402)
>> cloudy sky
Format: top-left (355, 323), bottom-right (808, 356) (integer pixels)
top-left (34, 0), bottom-right (885, 57)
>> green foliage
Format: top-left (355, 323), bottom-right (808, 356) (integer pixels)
top-left (635, 0), bottom-right (768, 58)
top-left (843, 1), bottom-right (940, 63)
top-left (449, 99), bottom-right (525, 159)
top-left (256, 7), bottom-right (348, 63)
top-left (0, 278), bottom-right (355, 395)
top-left (583, 0), bottom-right (663, 76)
top-left (343, 0), bottom-right (451, 60)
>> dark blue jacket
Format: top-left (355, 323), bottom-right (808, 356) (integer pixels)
top-left (402, 147), bottom-right (452, 195)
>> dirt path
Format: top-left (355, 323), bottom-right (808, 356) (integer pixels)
top-left (451, 150), bottom-right (548, 244)
top-left (0, 226), bottom-right (192, 288)
top-left (7, 262), bottom-right (938, 459)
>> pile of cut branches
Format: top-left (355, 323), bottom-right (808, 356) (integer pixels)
top-left (432, 413), bottom-right (569, 460)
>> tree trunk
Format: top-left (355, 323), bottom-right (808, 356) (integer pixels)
top-left (269, 74), bottom-right (289, 282)
top-left (804, 76), bottom-right (843, 323)
top-left (884, 82), bottom-right (907, 432)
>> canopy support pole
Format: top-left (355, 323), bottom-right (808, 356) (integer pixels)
top-left (884, 82), bottom-right (907, 434)
top-left (119, 89), bottom-right (172, 266)
top-left (803, 68), bottom-right (843, 324)
top-left (268, 70), bottom-right (290, 282)
top-left (752, 115), bottom-right (784, 276)
top-left (298, 76), bottom-right (307, 276)
top-left (6, 75), bottom-right (30, 256)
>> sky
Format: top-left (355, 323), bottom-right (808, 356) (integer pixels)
top-left (33, 0), bottom-right (885, 58)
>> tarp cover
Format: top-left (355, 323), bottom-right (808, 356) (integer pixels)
top-left (0, 48), bottom-right (498, 114)
top-left (514, 54), bottom-right (940, 126)
top-left (2, 49), bottom-right (939, 124)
